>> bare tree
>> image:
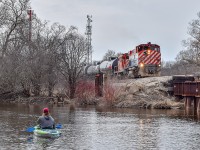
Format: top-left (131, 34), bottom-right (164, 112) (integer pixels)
top-left (176, 12), bottom-right (200, 66)
top-left (161, 60), bottom-right (200, 76)
top-left (22, 20), bottom-right (65, 96)
top-left (0, 0), bottom-right (88, 100)
top-left (102, 49), bottom-right (117, 61)
top-left (57, 28), bottom-right (87, 98)
top-left (0, 0), bottom-right (29, 58)
top-left (0, 0), bottom-right (30, 94)
top-left (43, 23), bottom-right (66, 96)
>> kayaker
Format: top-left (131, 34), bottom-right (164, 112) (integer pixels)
top-left (37, 108), bottom-right (55, 129)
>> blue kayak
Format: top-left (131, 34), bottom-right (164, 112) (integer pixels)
top-left (33, 126), bottom-right (61, 138)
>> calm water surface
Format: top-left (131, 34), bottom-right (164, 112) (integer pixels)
top-left (0, 103), bottom-right (200, 150)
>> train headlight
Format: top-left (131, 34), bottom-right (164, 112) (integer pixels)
top-left (140, 63), bottom-right (144, 67)
top-left (147, 50), bottom-right (151, 55)
top-left (158, 64), bottom-right (161, 67)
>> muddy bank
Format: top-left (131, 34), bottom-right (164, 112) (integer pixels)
top-left (0, 90), bottom-right (70, 104)
top-left (0, 96), bottom-right (54, 104)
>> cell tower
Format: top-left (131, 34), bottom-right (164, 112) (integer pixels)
top-left (85, 15), bottom-right (92, 64)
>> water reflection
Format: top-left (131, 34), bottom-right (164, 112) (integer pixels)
top-left (0, 104), bottom-right (200, 149)
top-left (27, 136), bottom-right (57, 149)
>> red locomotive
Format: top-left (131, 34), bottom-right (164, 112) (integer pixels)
top-left (115, 42), bottom-right (161, 77)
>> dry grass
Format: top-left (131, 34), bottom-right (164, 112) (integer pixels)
top-left (152, 100), bottom-right (184, 109)
top-left (75, 80), bottom-right (96, 105)
top-left (103, 82), bottom-right (122, 106)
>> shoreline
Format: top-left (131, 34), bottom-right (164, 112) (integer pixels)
top-left (0, 76), bottom-right (185, 110)
top-left (0, 95), bottom-right (184, 110)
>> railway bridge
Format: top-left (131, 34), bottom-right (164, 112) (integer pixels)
top-left (172, 75), bottom-right (200, 111)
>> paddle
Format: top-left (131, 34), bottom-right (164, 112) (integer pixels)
top-left (26, 127), bottom-right (35, 133)
top-left (55, 123), bottom-right (62, 129)
top-left (26, 123), bottom-right (62, 132)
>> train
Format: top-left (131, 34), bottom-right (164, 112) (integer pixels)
top-left (84, 42), bottom-right (161, 78)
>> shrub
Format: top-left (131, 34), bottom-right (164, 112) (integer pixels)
top-left (75, 80), bottom-right (95, 104)
top-left (103, 82), bottom-right (120, 106)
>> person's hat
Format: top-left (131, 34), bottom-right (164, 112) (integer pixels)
top-left (43, 108), bottom-right (49, 113)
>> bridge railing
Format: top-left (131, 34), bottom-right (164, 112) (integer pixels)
top-left (174, 81), bottom-right (200, 97)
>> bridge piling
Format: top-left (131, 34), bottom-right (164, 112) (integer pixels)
top-left (172, 75), bottom-right (200, 112)
top-left (196, 97), bottom-right (200, 111)
top-left (185, 96), bottom-right (192, 109)
top-left (194, 98), bottom-right (198, 111)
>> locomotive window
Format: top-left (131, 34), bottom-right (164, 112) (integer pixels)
top-left (144, 46), bottom-right (148, 50)
top-left (150, 46), bottom-right (155, 50)
top-left (137, 45), bottom-right (160, 52)
top-left (138, 46), bottom-right (143, 52)
top-left (154, 47), bottom-right (160, 51)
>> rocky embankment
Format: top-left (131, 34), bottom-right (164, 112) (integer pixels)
top-left (108, 76), bottom-right (184, 109)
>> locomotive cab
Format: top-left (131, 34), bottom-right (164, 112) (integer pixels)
top-left (128, 42), bottom-right (161, 77)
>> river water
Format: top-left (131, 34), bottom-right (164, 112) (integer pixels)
top-left (0, 103), bottom-right (200, 150)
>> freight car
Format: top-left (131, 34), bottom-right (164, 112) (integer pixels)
top-left (84, 42), bottom-right (161, 78)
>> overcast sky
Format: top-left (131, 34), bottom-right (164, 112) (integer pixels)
top-left (31, 0), bottom-right (200, 62)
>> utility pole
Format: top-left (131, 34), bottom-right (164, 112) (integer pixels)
top-left (27, 9), bottom-right (33, 42)
top-left (85, 15), bottom-right (92, 64)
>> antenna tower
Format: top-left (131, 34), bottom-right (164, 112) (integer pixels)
top-left (85, 15), bottom-right (92, 64)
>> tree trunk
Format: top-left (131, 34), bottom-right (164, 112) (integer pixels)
top-left (69, 77), bottom-right (76, 99)
top-left (33, 83), bottom-right (40, 96)
top-left (69, 84), bottom-right (76, 99)
top-left (48, 83), bottom-right (53, 97)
